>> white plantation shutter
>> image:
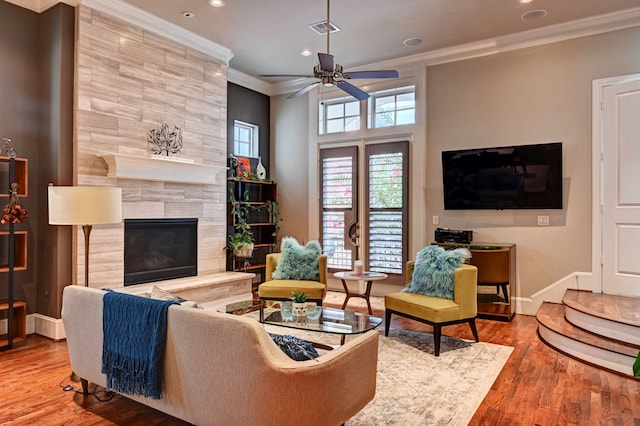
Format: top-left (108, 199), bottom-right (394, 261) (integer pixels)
top-left (320, 142), bottom-right (408, 283)
top-left (321, 147), bottom-right (358, 270)
top-left (365, 142), bottom-right (409, 283)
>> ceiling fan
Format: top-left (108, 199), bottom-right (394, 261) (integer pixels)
top-left (258, 0), bottom-right (399, 101)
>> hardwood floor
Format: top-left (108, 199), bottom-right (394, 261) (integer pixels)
top-left (1, 302), bottom-right (638, 425)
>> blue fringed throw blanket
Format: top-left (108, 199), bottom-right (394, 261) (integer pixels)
top-left (101, 290), bottom-right (177, 399)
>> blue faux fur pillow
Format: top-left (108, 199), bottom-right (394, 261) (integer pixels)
top-left (272, 237), bottom-right (322, 281)
top-left (402, 245), bottom-right (470, 299)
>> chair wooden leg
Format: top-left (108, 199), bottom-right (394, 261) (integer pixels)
top-left (469, 318), bottom-right (479, 342)
top-left (501, 284), bottom-right (509, 302)
top-left (433, 324), bottom-right (442, 356)
top-left (384, 310), bottom-right (392, 336)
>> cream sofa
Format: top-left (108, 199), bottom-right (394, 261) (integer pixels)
top-left (62, 285), bottom-right (379, 426)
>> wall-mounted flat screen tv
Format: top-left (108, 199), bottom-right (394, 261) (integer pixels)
top-left (442, 142), bottom-right (563, 210)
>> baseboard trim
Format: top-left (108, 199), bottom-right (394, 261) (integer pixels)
top-left (516, 272), bottom-right (593, 316)
top-left (33, 314), bottom-right (66, 341)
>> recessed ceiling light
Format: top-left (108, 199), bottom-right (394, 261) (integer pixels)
top-left (519, 0), bottom-right (534, 4)
top-left (521, 9), bottom-right (547, 21)
top-left (403, 38), bottom-right (423, 47)
top-left (182, 11), bottom-right (195, 18)
top-left (208, 0), bottom-right (225, 7)
top-left (300, 49), bottom-right (312, 57)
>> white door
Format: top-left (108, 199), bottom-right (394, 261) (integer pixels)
top-left (601, 78), bottom-right (640, 296)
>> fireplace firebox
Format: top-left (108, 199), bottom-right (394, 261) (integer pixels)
top-left (124, 218), bottom-right (198, 286)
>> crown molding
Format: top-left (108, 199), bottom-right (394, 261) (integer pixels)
top-left (4, 0), bottom-right (76, 13)
top-left (268, 6), bottom-right (640, 96)
top-left (79, 0), bottom-right (233, 65)
top-left (227, 68), bottom-right (273, 96)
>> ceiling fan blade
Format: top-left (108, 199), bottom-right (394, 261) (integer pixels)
top-left (259, 74), bottom-right (315, 78)
top-left (288, 81), bottom-right (322, 99)
top-left (336, 80), bottom-right (370, 101)
top-left (318, 53), bottom-right (335, 72)
top-left (344, 70), bottom-right (399, 79)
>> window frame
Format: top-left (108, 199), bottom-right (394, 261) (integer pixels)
top-left (233, 120), bottom-right (259, 158)
top-left (318, 96), bottom-right (362, 135)
top-left (367, 85), bottom-right (416, 130)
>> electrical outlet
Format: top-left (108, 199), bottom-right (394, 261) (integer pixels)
top-left (537, 215), bottom-right (549, 226)
top-left (432, 215), bottom-right (439, 225)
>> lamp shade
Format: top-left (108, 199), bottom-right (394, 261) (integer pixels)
top-left (48, 186), bottom-right (122, 225)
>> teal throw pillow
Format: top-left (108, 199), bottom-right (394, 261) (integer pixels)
top-left (272, 237), bottom-right (322, 281)
top-left (402, 245), bottom-right (470, 300)
top-left (269, 333), bottom-right (319, 361)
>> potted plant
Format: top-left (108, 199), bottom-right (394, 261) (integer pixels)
top-left (227, 187), bottom-right (254, 258)
top-left (291, 291), bottom-right (308, 317)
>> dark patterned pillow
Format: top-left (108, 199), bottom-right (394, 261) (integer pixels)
top-left (269, 333), bottom-right (319, 361)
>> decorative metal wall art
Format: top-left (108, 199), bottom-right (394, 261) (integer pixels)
top-left (147, 124), bottom-right (184, 156)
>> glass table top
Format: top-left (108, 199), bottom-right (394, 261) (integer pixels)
top-left (218, 300), bottom-right (382, 335)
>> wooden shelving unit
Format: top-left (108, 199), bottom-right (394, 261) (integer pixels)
top-left (227, 178), bottom-right (278, 294)
top-left (1, 156), bottom-right (28, 348)
top-left (0, 157), bottom-right (28, 198)
top-left (0, 231), bottom-right (27, 271)
top-left (0, 300), bottom-right (26, 348)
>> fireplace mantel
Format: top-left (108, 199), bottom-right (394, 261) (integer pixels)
top-left (97, 153), bottom-right (225, 184)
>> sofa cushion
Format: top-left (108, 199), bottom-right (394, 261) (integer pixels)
top-left (402, 245), bottom-right (470, 299)
top-left (272, 237), bottom-right (322, 281)
top-left (269, 333), bottom-right (320, 361)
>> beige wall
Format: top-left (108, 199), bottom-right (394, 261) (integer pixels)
top-left (74, 6), bottom-right (228, 288)
top-left (271, 93), bottom-right (312, 244)
top-left (426, 26), bottom-right (640, 300)
top-left (272, 26), bottom-right (640, 301)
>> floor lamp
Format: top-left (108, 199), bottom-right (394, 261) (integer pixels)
top-left (47, 185), bottom-right (123, 287)
top-left (48, 185), bottom-right (122, 385)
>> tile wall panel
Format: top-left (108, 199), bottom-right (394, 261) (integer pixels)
top-left (75, 6), bottom-right (228, 289)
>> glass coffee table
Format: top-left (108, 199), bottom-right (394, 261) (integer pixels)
top-left (218, 300), bottom-right (382, 347)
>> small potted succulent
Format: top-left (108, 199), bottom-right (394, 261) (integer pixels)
top-left (291, 291), bottom-right (308, 317)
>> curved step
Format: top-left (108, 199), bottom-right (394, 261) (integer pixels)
top-left (536, 302), bottom-right (639, 378)
top-left (563, 289), bottom-right (640, 346)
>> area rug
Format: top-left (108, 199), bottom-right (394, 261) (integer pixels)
top-left (255, 292), bottom-right (513, 425)
top-left (346, 329), bottom-right (512, 425)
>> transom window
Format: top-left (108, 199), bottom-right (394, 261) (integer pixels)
top-left (318, 85), bottom-right (416, 135)
top-left (233, 120), bottom-right (259, 157)
top-left (319, 97), bottom-right (360, 135)
top-left (368, 86), bottom-right (416, 129)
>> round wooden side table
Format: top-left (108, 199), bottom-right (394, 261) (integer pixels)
top-left (333, 271), bottom-right (388, 314)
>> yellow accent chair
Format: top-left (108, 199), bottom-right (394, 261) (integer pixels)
top-left (258, 253), bottom-right (328, 320)
top-left (384, 261), bottom-right (479, 356)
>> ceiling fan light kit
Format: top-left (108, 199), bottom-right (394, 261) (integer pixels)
top-left (259, 0), bottom-right (398, 100)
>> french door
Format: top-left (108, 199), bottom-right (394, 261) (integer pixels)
top-left (320, 141), bottom-right (409, 284)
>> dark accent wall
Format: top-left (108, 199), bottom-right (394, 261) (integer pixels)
top-left (0, 2), bottom-right (39, 313)
top-left (227, 82), bottom-right (270, 175)
top-left (0, 2), bottom-right (75, 317)
top-left (37, 4), bottom-right (75, 318)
